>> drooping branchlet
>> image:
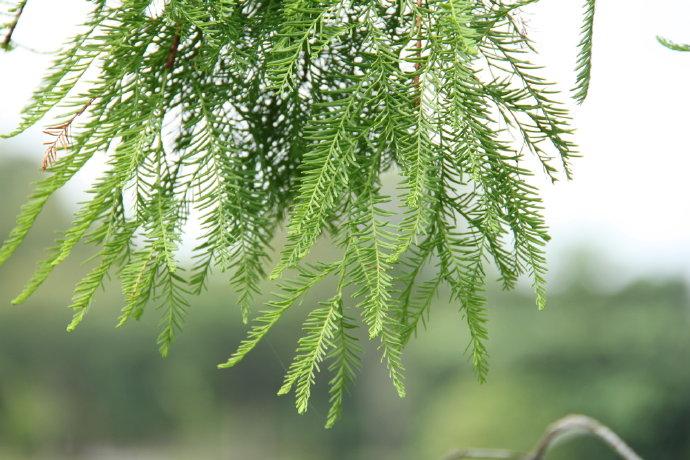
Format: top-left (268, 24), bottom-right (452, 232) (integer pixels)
top-left (0, 0), bottom-right (598, 427)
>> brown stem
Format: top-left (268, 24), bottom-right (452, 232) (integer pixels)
top-left (165, 32), bottom-right (181, 70)
top-left (2, 0), bottom-right (27, 49)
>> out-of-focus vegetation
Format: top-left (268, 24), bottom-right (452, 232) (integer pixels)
top-left (1, 156), bottom-right (689, 460)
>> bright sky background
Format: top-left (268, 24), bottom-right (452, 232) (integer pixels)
top-left (1, 0), bottom-right (690, 288)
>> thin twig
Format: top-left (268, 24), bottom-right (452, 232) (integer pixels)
top-left (42, 99), bottom-right (94, 171)
top-left (2, 0), bottom-right (27, 49)
top-left (525, 414), bottom-right (643, 460)
top-left (443, 414), bottom-right (643, 460)
top-left (443, 448), bottom-right (521, 460)
top-left (165, 32), bottom-right (181, 70)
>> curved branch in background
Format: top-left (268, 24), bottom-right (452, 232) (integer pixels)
top-left (443, 448), bottom-right (520, 460)
top-left (444, 414), bottom-right (643, 460)
top-left (526, 414), bottom-right (642, 460)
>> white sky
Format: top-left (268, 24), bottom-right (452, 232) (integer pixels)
top-left (1, 0), bottom-right (690, 287)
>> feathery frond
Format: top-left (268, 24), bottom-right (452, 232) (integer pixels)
top-left (573, 0), bottom-right (596, 103)
top-left (658, 36), bottom-right (690, 52)
top-left (0, 0), bottom-right (597, 426)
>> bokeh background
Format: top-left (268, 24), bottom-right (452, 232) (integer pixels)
top-left (2, 1), bottom-right (690, 459)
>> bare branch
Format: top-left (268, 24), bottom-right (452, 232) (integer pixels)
top-left (443, 448), bottom-right (521, 460)
top-left (443, 414), bottom-right (643, 460)
top-left (526, 414), bottom-right (643, 460)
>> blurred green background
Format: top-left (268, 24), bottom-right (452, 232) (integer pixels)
top-left (1, 155), bottom-right (689, 460)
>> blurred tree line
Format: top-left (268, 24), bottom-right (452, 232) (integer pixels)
top-left (1, 156), bottom-right (689, 459)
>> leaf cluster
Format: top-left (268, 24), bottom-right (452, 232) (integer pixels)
top-left (1, 0), bottom-right (596, 426)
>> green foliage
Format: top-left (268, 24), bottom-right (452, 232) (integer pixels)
top-left (1, 0), bottom-right (596, 426)
top-left (573, 0), bottom-right (596, 103)
top-left (657, 36), bottom-right (690, 52)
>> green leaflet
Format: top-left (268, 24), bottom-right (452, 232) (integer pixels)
top-left (658, 36), bottom-right (690, 52)
top-left (277, 293), bottom-right (344, 412)
top-left (573, 0), bottom-right (596, 103)
top-left (0, 0), bottom-right (596, 427)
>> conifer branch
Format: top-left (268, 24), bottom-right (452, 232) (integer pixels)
top-left (573, 0), bottom-right (596, 103)
top-left (658, 36), bottom-right (690, 52)
top-left (1, 0), bottom-right (27, 50)
top-left (0, 0), bottom-right (600, 426)
top-left (412, 0), bottom-right (424, 103)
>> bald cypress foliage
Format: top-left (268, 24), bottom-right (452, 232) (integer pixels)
top-left (1, 0), bottom-right (596, 426)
